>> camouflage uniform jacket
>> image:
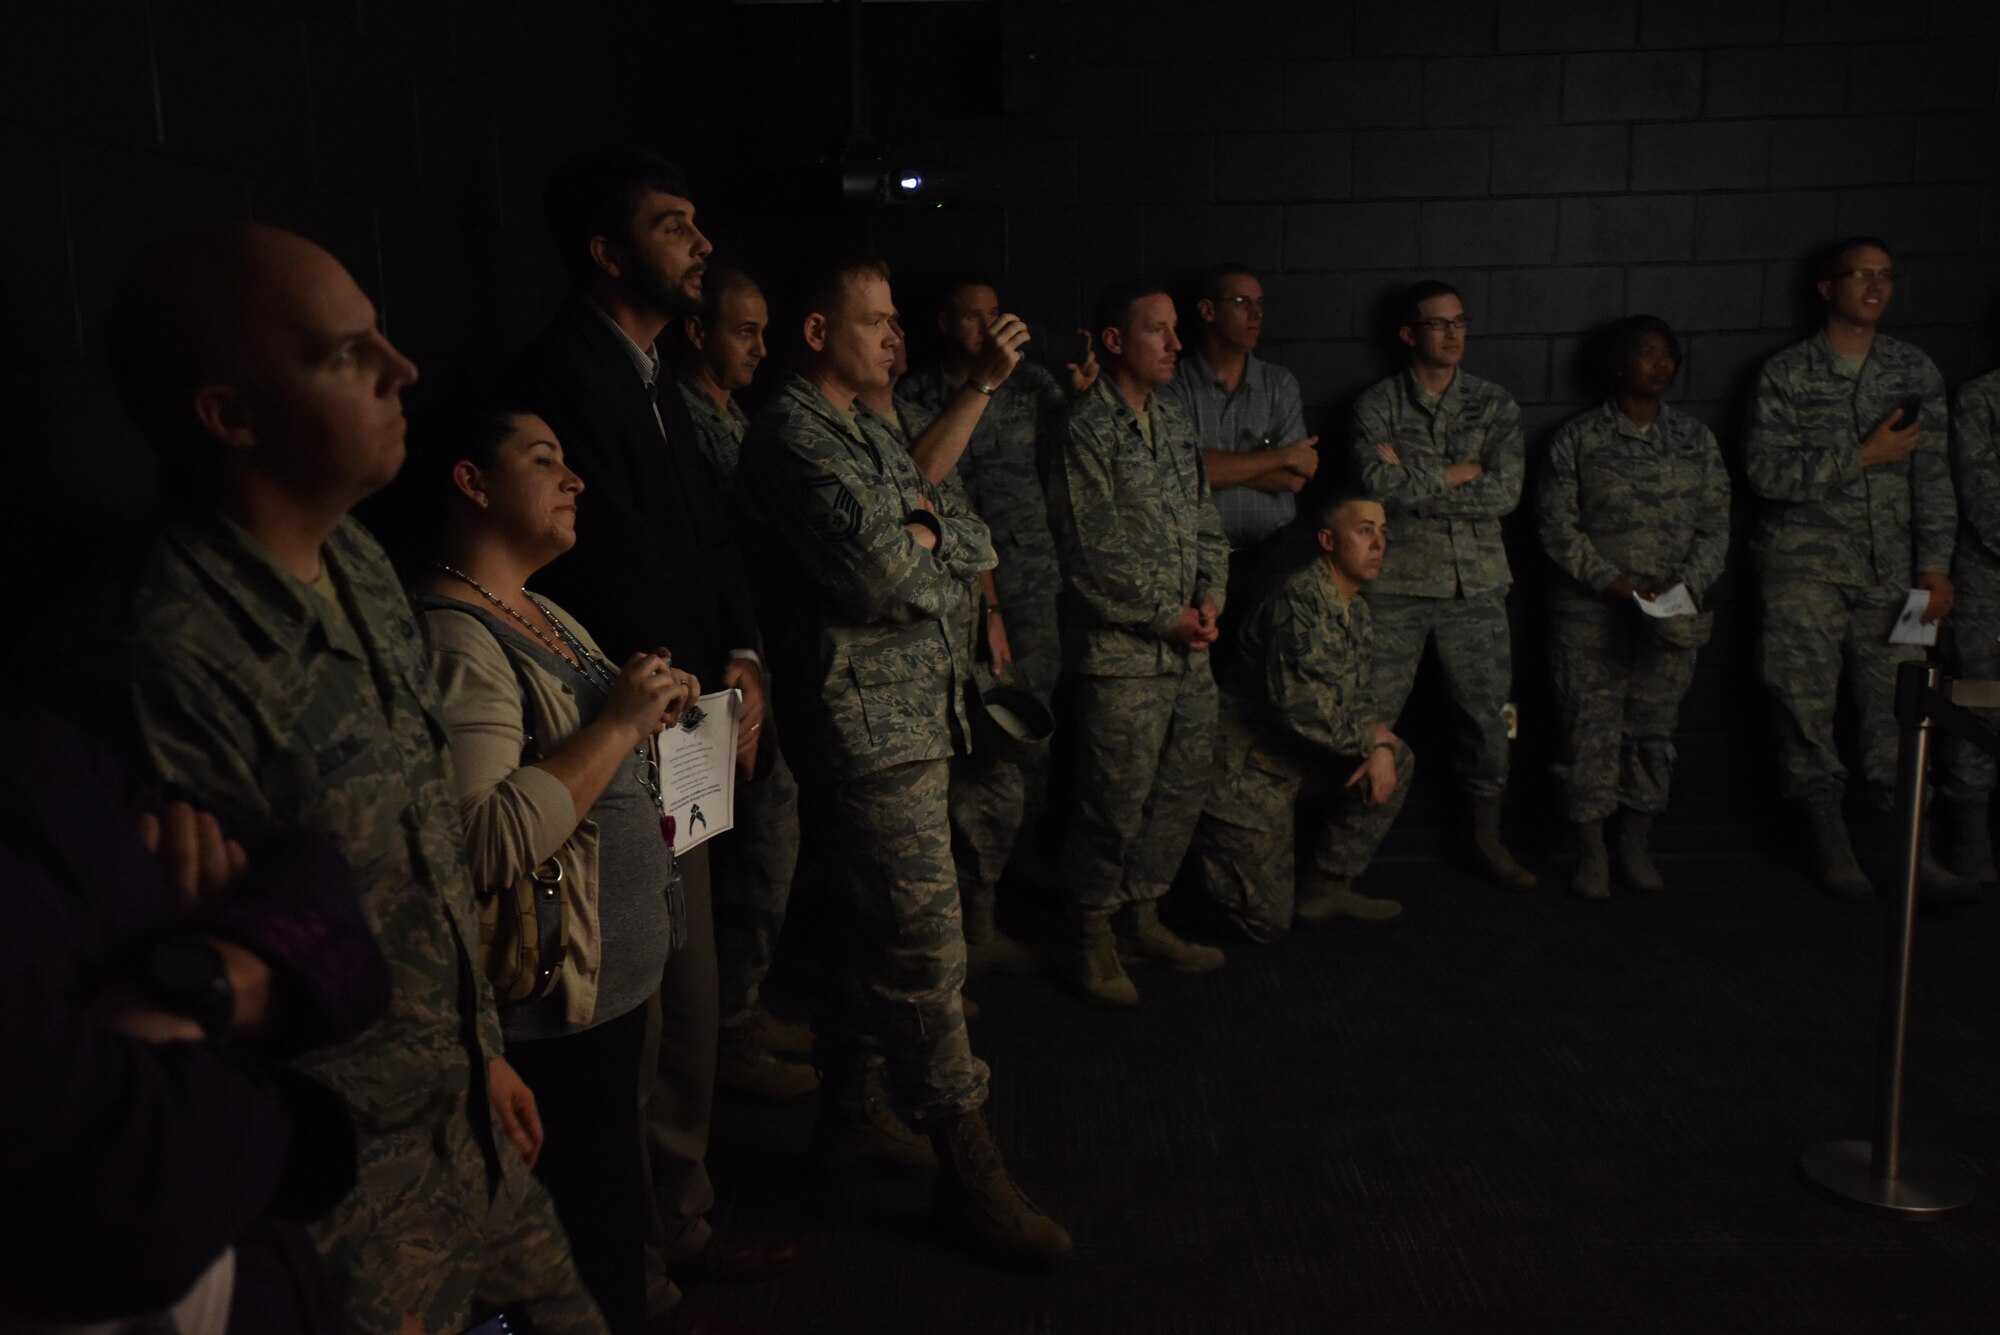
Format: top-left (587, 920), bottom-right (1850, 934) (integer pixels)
top-left (1745, 330), bottom-right (1954, 586)
top-left (1350, 368), bottom-right (1525, 598)
top-left (127, 515), bottom-right (506, 1141)
top-left (1221, 560), bottom-right (1379, 785)
top-left (1048, 376), bottom-right (1229, 677)
top-left (676, 374), bottom-right (750, 493)
top-left (1535, 400), bottom-right (1732, 609)
top-left (741, 374), bottom-right (995, 778)
top-left (897, 362), bottom-right (1066, 618)
top-left (1948, 369), bottom-right (2000, 599)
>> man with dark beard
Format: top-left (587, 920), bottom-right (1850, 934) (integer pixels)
top-left (511, 152), bottom-right (793, 1326)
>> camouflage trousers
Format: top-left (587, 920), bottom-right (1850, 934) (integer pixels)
top-left (1061, 658), bottom-right (1217, 913)
top-left (1937, 592), bottom-right (2000, 808)
top-left (950, 595), bottom-right (1060, 918)
top-left (713, 734), bottom-right (802, 1027)
top-left (1759, 578), bottom-right (1922, 804)
top-left (1368, 589), bottom-right (1514, 800)
top-left (1188, 710), bottom-right (1414, 944)
top-left (807, 756), bottom-right (989, 1123)
top-left (1548, 601), bottom-right (1707, 823)
top-left (310, 1082), bottom-right (601, 1335)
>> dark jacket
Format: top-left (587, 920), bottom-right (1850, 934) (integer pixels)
top-left (511, 295), bottom-right (762, 682)
top-left (0, 687), bottom-right (388, 1330)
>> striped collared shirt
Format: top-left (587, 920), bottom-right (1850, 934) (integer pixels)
top-left (1162, 349), bottom-right (1308, 549)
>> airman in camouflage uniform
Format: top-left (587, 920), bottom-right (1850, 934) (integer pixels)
top-left (1049, 281), bottom-right (1230, 1008)
top-left (1536, 321), bottom-right (1730, 898)
top-left (113, 225), bottom-right (597, 1335)
top-left (677, 368), bottom-right (812, 1096)
top-left (1350, 280), bottom-right (1534, 890)
top-left (899, 354), bottom-right (1065, 976)
top-left (1936, 368), bottom-right (2000, 886)
top-left (737, 257), bottom-right (1068, 1267)
top-left (1189, 496), bottom-right (1412, 943)
top-left (1745, 238), bottom-right (1966, 902)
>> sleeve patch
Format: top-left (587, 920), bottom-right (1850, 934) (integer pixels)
top-left (802, 474), bottom-right (863, 542)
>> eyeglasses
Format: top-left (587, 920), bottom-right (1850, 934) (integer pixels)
top-left (1216, 296), bottom-right (1265, 312)
top-left (1834, 268), bottom-right (1895, 283)
top-left (1411, 316), bottom-right (1471, 332)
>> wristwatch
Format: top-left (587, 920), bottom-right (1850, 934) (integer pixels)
top-left (140, 936), bottom-right (236, 1039)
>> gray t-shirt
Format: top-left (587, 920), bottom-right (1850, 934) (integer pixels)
top-left (449, 604), bottom-right (677, 1041)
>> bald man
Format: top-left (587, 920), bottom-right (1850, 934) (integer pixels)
top-left (113, 225), bottom-right (601, 1334)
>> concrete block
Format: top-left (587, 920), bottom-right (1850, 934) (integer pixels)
top-left (1215, 133), bottom-right (1352, 202)
top-left (1760, 257), bottom-right (1824, 332)
top-left (1683, 331), bottom-right (1792, 401)
top-left (1145, 204), bottom-right (1285, 274)
top-left (1278, 340), bottom-right (1398, 415)
top-left (1425, 56), bottom-right (1562, 126)
top-left (871, 208), bottom-right (1010, 281)
top-left (1356, 0), bottom-right (1496, 57)
top-left (1694, 191), bottom-right (1840, 260)
top-left (1353, 130), bottom-right (1491, 199)
top-left (1625, 263), bottom-right (1768, 333)
top-left (154, 0), bottom-right (311, 178)
top-left (1074, 134), bottom-right (1211, 204)
top-left (1914, 110), bottom-right (2000, 182)
top-left (1285, 202), bottom-right (1423, 269)
top-left (1286, 60), bottom-right (1427, 130)
top-left (1008, 206), bottom-right (1147, 274)
top-left (0, 0), bottom-right (156, 148)
top-left (1848, 39), bottom-right (1999, 112)
top-left (954, 137), bottom-right (1077, 207)
top-left (1563, 52), bottom-right (1702, 123)
top-left (1768, 116), bottom-right (1914, 188)
top-left (1703, 45), bottom-right (1846, 118)
top-left (1838, 184), bottom-right (1987, 255)
top-left (1631, 121), bottom-right (1769, 191)
top-left (1498, 0), bottom-right (1636, 52)
top-left (1557, 195), bottom-right (1696, 263)
top-left (1898, 253), bottom-right (2000, 325)
top-left (1491, 125), bottom-right (1628, 195)
top-left (1146, 61), bottom-right (1286, 133)
top-left (1638, 0), bottom-right (1780, 48)
top-left (1474, 337), bottom-right (1550, 402)
top-left (1484, 266), bottom-right (1627, 334)
top-left (1265, 273), bottom-right (1356, 341)
top-left (1421, 199), bottom-right (1560, 265)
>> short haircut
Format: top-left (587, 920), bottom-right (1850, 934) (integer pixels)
top-left (1315, 485), bottom-right (1379, 531)
top-left (779, 253), bottom-right (892, 346)
top-left (1591, 314), bottom-right (1683, 394)
top-left (543, 151), bottom-right (692, 282)
top-left (1824, 234), bottom-right (1894, 278)
top-left (936, 270), bottom-right (1002, 314)
top-left (1400, 279), bottom-right (1461, 328)
top-left (1200, 262), bottom-right (1258, 304)
top-left (1092, 277), bottom-right (1171, 344)
top-left (105, 224), bottom-right (269, 486)
top-left (695, 263), bottom-right (764, 325)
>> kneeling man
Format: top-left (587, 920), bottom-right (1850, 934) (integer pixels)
top-left (1188, 489), bottom-right (1412, 943)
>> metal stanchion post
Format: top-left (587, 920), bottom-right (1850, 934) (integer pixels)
top-left (1799, 661), bottom-right (1974, 1217)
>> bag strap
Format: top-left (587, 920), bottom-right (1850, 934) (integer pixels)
top-left (424, 603), bottom-right (566, 997)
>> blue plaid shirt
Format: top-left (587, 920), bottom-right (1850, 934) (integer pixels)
top-left (1162, 349), bottom-right (1308, 549)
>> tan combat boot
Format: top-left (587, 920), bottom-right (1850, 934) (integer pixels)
top-left (1472, 796), bottom-right (1537, 891)
top-left (1064, 909), bottom-right (1137, 1008)
top-left (1294, 874), bottom-right (1401, 926)
top-left (1805, 803), bottom-right (1873, 902)
top-left (734, 1002), bottom-right (814, 1058)
top-left (717, 1040), bottom-right (820, 1101)
top-left (809, 1063), bottom-right (936, 1178)
top-left (1944, 799), bottom-right (1998, 885)
top-left (930, 1107), bottom-right (1072, 1268)
top-left (1117, 901), bottom-right (1226, 972)
top-left (1613, 810), bottom-right (1664, 892)
top-left (1569, 820), bottom-right (1609, 900)
top-left (963, 895), bottom-right (1040, 977)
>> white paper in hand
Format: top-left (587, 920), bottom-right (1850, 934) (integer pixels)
top-left (1888, 589), bottom-right (1938, 646)
top-left (654, 688), bottom-right (741, 854)
top-left (1634, 583), bottom-right (1697, 618)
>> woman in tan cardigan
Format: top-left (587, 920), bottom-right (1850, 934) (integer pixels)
top-left (402, 402), bottom-right (698, 1335)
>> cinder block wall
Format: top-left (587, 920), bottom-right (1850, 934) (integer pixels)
top-left (3, 0), bottom-right (1996, 837)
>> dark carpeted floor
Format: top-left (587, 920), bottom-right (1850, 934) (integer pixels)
top-left (691, 854), bottom-right (1999, 1334)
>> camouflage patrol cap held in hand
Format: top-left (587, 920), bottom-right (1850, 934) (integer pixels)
top-left (965, 680), bottom-right (1055, 762)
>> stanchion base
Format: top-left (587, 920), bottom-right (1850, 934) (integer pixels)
top-left (1800, 1139), bottom-right (1975, 1217)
